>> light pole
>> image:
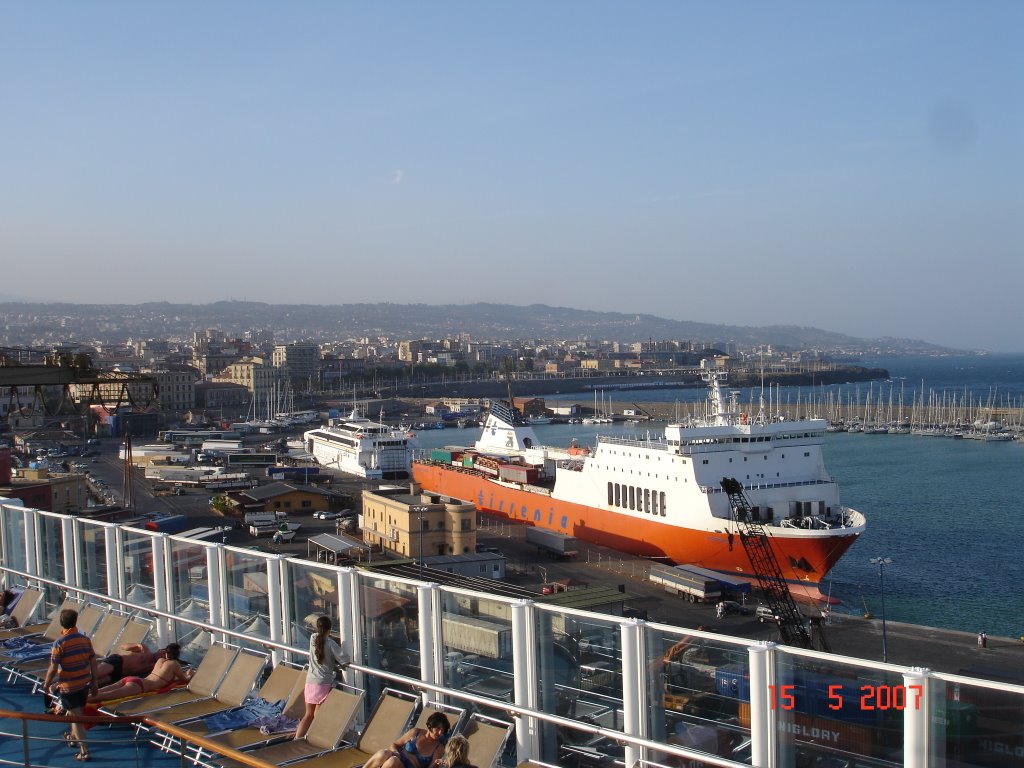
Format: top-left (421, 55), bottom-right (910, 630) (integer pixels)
top-left (411, 505), bottom-right (429, 579)
top-left (870, 557), bottom-right (893, 662)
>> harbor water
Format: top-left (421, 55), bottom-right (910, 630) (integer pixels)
top-left (411, 355), bottom-right (1024, 639)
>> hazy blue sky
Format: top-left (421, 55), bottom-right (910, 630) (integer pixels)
top-left (2, 3), bottom-right (1021, 351)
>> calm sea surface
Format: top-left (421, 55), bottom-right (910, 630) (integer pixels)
top-left (413, 355), bottom-right (1024, 638)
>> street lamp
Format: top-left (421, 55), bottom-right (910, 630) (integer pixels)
top-left (411, 505), bottom-right (429, 579)
top-left (869, 557), bottom-right (893, 663)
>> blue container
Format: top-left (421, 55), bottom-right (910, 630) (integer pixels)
top-left (715, 664), bottom-right (750, 702)
top-left (802, 672), bottom-right (875, 724)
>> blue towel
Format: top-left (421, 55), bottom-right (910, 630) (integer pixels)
top-left (6, 644), bottom-right (53, 662)
top-left (202, 696), bottom-right (286, 733)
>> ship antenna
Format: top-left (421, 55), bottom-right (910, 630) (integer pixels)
top-left (757, 350), bottom-right (767, 424)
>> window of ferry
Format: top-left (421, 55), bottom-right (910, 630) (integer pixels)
top-left (644, 488), bottom-right (651, 513)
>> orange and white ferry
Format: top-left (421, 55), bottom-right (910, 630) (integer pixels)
top-left (412, 372), bottom-right (866, 600)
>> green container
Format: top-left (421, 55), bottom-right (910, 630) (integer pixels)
top-left (941, 701), bottom-right (977, 741)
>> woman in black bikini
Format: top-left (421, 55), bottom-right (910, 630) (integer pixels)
top-left (88, 643), bottom-right (190, 703)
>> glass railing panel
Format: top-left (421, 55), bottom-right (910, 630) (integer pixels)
top-left (287, 559), bottom-right (344, 662)
top-left (37, 513), bottom-right (67, 602)
top-left (164, 532), bottom-right (211, 657)
top-left (776, 652), bottom-right (904, 767)
top-left (439, 588), bottom-right (516, 713)
top-left (355, 571), bottom-right (421, 703)
top-left (0, 502), bottom-right (28, 576)
top-left (648, 625), bottom-right (750, 765)
top-left (931, 673), bottom-right (1024, 767)
top-left (122, 527), bottom-right (158, 605)
top-left (221, 546), bottom-right (271, 652)
top-left (78, 519), bottom-right (111, 600)
top-left (542, 608), bottom-right (625, 767)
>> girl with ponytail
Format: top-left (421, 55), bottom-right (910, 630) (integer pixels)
top-left (295, 615), bottom-right (350, 740)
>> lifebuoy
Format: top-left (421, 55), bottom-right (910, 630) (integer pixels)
top-left (740, 412), bottom-right (749, 425)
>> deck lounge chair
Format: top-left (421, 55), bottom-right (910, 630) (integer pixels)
top-left (462, 712), bottom-right (514, 768)
top-left (85, 611), bottom-right (130, 657)
top-left (0, 588), bottom-right (43, 633)
top-left (147, 649), bottom-right (266, 723)
top-left (283, 688), bottom-right (419, 768)
top-left (178, 663), bottom-right (305, 763)
top-left (0, 598), bottom-right (85, 648)
top-left (415, 699), bottom-right (468, 734)
top-left (14, 610), bottom-right (130, 687)
top-left (215, 687), bottom-right (364, 768)
top-left (188, 667), bottom-right (305, 757)
top-left (4, 604), bottom-right (112, 686)
top-left (108, 643), bottom-right (236, 716)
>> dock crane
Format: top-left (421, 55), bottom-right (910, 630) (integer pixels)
top-left (720, 477), bottom-right (830, 652)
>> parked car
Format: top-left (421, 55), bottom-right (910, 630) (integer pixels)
top-left (314, 510), bottom-right (343, 520)
top-left (756, 605), bottom-right (779, 623)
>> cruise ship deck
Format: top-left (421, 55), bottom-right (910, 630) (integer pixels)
top-left (1, 497), bottom-right (1020, 768)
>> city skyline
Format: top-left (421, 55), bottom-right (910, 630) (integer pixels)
top-left (2, 3), bottom-right (1021, 352)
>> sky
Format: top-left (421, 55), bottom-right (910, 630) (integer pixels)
top-left (1, 2), bottom-right (1021, 352)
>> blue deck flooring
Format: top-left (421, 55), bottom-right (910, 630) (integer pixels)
top-left (0, 677), bottom-right (187, 768)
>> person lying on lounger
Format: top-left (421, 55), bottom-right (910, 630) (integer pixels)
top-left (96, 642), bottom-right (176, 687)
top-left (88, 642), bottom-right (191, 703)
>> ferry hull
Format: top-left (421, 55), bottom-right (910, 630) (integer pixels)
top-left (413, 462), bottom-right (861, 590)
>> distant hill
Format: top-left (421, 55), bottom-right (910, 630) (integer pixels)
top-left (0, 300), bottom-right (957, 353)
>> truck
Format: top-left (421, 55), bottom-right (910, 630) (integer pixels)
top-left (145, 465), bottom-right (222, 484)
top-left (202, 473), bottom-right (257, 490)
top-left (249, 522), bottom-right (302, 540)
top-left (648, 563), bottom-right (725, 603)
top-left (243, 510), bottom-right (289, 527)
top-left (525, 526), bottom-right (579, 559)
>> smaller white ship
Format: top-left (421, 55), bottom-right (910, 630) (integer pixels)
top-left (304, 408), bottom-right (413, 479)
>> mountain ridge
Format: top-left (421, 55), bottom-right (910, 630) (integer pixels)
top-left (0, 300), bottom-right (961, 353)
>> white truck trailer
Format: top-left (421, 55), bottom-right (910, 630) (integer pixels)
top-left (525, 527), bottom-right (579, 559)
top-left (648, 563), bottom-right (725, 603)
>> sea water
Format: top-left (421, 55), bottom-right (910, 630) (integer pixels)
top-left (412, 355), bottom-right (1024, 638)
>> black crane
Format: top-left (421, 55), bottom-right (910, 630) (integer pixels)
top-left (720, 477), bottom-right (830, 651)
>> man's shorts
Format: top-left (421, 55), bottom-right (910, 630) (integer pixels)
top-left (100, 653), bottom-right (124, 681)
top-left (58, 687), bottom-right (89, 712)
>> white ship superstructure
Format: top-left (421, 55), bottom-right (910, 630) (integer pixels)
top-left (304, 409), bottom-right (413, 479)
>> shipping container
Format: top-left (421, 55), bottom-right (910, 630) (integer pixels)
top-left (498, 464), bottom-right (539, 484)
top-left (738, 703), bottom-right (876, 757)
top-left (474, 456), bottom-right (501, 476)
top-left (442, 612), bottom-right (512, 658)
top-left (715, 664), bottom-right (750, 702)
top-left (952, 667), bottom-right (1024, 765)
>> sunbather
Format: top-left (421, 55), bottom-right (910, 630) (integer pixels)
top-left (89, 642), bottom-right (191, 703)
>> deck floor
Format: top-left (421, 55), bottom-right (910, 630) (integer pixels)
top-left (0, 677), bottom-right (189, 768)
